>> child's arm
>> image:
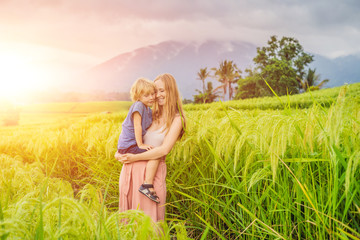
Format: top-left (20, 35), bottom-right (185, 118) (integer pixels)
top-left (133, 112), bottom-right (153, 150)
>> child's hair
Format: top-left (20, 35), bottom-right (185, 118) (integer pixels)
top-left (130, 77), bottom-right (156, 102)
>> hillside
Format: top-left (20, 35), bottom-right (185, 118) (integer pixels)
top-left (2, 82), bottom-right (359, 128)
top-left (72, 40), bottom-right (360, 99)
top-left (74, 40), bottom-right (257, 99)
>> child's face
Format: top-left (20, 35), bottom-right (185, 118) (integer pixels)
top-left (139, 91), bottom-right (155, 107)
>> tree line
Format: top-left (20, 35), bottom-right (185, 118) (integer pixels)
top-left (192, 35), bottom-right (329, 104)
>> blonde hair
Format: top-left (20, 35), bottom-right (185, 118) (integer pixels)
top-left (130, 78), bottom-right (156, 102)
top-left (153, 73), bottom-right (186, 138)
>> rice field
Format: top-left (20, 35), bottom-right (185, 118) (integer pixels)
top-left (0, 84), bottom-right (359, 239)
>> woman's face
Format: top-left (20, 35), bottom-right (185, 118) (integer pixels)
top-left (155, 80), bottom-right (166, 106)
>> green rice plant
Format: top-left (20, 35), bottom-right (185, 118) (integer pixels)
top-left (184, 82), bottom-right (360, 112)
top-left (1, 84), bottom-right (359, 239)
top-left (19, 101), bottom-right (132, 114)
top-left (166, 85), bottom-right (360, 239)
top-left (0, 155), bottom-right (190, 239)
top-left (0, 112), bottom-right (128, 207)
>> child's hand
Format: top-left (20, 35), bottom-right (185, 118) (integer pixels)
top-left (139, 144), bottom-right (153, 151)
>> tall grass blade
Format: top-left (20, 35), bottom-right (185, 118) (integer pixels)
top-left (194, 213), bottom-right (226, 240)
top-left (237, 202), bottom-right (286, 239)
top-left (200, 225), bottom-right (210, 240)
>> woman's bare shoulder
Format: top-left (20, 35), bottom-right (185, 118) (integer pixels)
top-left (173, 114), bottom-right (183, 123)
top-left (167, 115), bottom-right (182, 129)
top-left (170, 115), bottom-right (185, 133)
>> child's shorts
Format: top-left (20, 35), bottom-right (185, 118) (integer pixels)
top-left (117, 145), bottom-right (147, 154)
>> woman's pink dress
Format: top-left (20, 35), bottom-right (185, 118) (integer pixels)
top-left (118, 126), bottom-right (166, 222)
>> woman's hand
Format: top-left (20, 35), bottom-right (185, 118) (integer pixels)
top-left (114, 151), bottom-right (136, 164)
top-left (114, 151), bottom-right (122, 161)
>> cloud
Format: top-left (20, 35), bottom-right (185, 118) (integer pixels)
top-left (0, 0), bottom-right (359, 64)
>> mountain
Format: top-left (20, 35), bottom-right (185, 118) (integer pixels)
top-left (310, 54), bottom-right (360, 87)
top-left (76, 40), bottom-right (257, 99)
top-left (76, 40), bottom-right (360, 99)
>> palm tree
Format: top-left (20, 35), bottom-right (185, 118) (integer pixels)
top-left (301, 68), bottom-right (329, 91)
top-left (212, 60), bottom-right (241, 100)
top-left (194, 81), bottom-right (220, 103)
top-left (197, 67), bottom-right (210, 94)
top-left (205, 81), bottom-right (220, 103)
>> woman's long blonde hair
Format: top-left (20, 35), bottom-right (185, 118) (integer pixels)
top-left (153, 73), bottom-right (186, 138)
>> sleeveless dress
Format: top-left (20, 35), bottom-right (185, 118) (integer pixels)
top-left (118, 126), bottom-right (166, 222)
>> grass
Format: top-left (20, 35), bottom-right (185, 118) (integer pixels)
top-left (0, 155), bottom-right (189, 239)
top-left (0, 101), bottom-right (132, 127)
top-left (0, 83), bottom-right (359, 239)
top-left (19, 101), bottom-right (132, 113)
top-left (184, 82), bottom-right (360, 111)
top-left (166, 85), bottom-right (360, 239)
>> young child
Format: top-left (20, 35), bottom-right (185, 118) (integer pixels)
top-left (117, 77), bottom-right (160, 203)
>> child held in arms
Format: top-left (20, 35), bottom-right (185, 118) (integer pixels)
top-left (117, 78), bottom-right (160, 203)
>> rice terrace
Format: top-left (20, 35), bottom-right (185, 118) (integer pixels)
top-left (0, 83), bottom-right (359, 239)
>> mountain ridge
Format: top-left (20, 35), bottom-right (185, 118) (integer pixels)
top-left (75, 40), bottom-right (360, 99)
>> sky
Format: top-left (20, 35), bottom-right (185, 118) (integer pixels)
top-left (1, 0), bottom-right (360, 100)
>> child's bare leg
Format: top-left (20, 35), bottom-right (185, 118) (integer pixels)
top-left (144, 159), bottom-right (160, 186)
top-left (139, 159), bottom-right (161, 203)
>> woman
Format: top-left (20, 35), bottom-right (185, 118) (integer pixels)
top-left (115, 73), bottom-right (186, 222)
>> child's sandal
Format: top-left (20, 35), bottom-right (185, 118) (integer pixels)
top-left (139, 184), bottom-right (160, 203)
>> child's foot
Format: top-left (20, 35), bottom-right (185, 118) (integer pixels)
top-left (139, 184), bottom-right (160, 203)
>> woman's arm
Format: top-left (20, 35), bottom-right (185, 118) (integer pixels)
top-left (116, 116), bottom-right (183, 163)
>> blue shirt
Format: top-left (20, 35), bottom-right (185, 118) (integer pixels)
top-left (117, 101), bottom-right (152, 150)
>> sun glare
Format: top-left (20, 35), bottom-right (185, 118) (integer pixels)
top-left (0, 53), bottom-right (48, 104)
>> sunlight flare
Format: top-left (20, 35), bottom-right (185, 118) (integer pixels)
top-left (0, 53), bottom-right (50, 103)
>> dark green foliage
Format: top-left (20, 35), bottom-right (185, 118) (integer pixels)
top-left (237, 35), bottom-right (314, 99)
top-left (236, 72), bottom-right (265, 99)
top-left (254, 35), bottom-right (313, 79)
top-left (262, 59), bottom-right (299, 95)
